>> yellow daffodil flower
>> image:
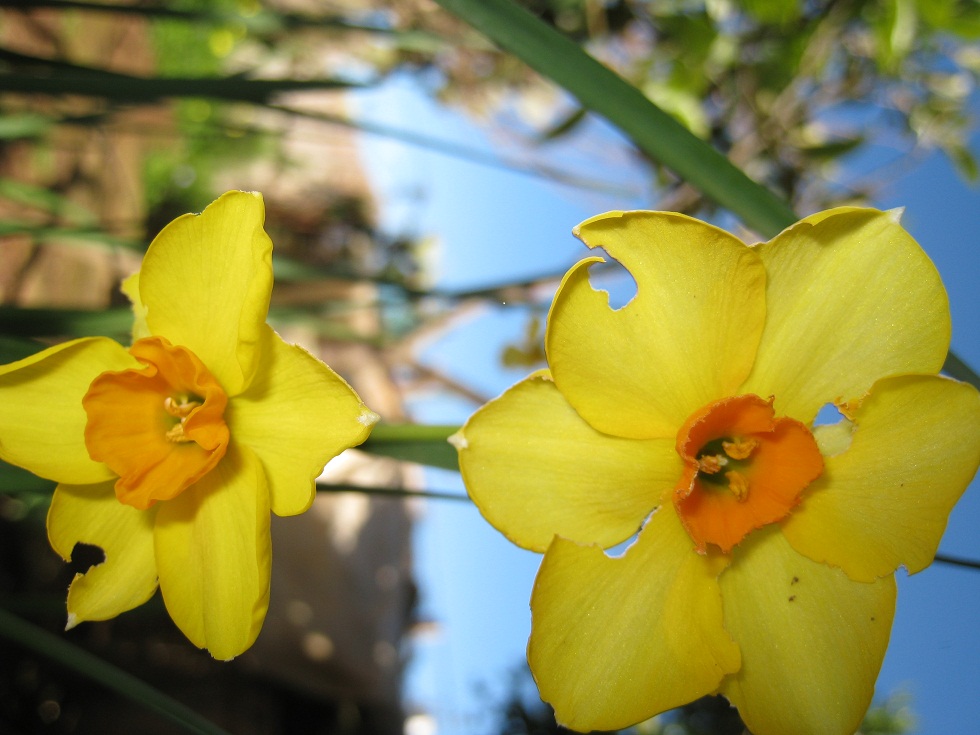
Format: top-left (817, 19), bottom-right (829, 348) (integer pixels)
top-left (452, 208), bottom-right (980, 735)
top-left (0, 191), bottom-right (378, 660)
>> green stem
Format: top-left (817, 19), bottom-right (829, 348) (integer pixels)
top-left (366, 424), bottom-right (460, 442)
top-left (316, 482), bottom-right (470, 502)
top-left (0, 607), bottom-right (230, 735)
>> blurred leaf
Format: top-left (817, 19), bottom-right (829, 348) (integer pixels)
top-left (643, 77), bottom-right (710, 138)
top-left (361, 424), bottom-right (461, 471)
top-left (0, 335), bottom-right (47, 362)
top-left (431, 0), bottom-right (799, 237)
top-left (915, 0), bottom-right (980, 38)
top-left (0, 460), bottom-right (54, 494)
top-left (874, 0), bottom-right (918, 71)
top-left (947, 144), bottom-right (979, 182)
top-left (943, 350), bottom-right (980, 390)
top-left (0, 48), bottom-right (362, 103)
top-left (0, 178), bottom-right (95, 222)
top-left (0, 306), bottom-right (132, 339)
top-left (0, 220), bottom-right (140, 248)
top-left (736, 0), bottom-right (801, 26)
top-left (800, 136), bottom-right (866, 161)
top-left (0, 607), bottom-right (231, 735)
top-left (537, 105), bottom-right (587, 141)
top-left (0, 112), bottom-right (54, 139)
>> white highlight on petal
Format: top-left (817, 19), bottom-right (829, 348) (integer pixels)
top-left (447, 431), bottom-right (468, 450)
top-left (65, 612), bottom-right (79, 631)
top-left (358, 408), bottom-right (381, 427)
top-left (886, 206), bottom-right (905, 224)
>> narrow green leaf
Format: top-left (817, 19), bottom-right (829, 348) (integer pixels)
top-left (0, 112), bottom-right (53, 139)
top-left (0, 607), bottom-right (231, 735)
top-left (360, 424), bottom-right (461, 471)
top-left (0, 306), bottom-right (132, 338)
top-left (0, 335), bottom-right (47, 361)
top-left (430, 0), bottom-right (798, 237)
top-left (316, 482), bottom-right (469, 502)
top-left (0, 177), bottom-right (95, 221)
top-left (0, 220), bottom-right (140, 248)
top-left (0, 49), bottom-right (361, 103)
top-left (0, 459), bottom-right (54, 494)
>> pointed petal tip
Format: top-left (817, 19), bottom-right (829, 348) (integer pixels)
top-left (448, 430), bottom-right (468, 451)
top-left (885, 206), bottom-right (905, 224)
top-left (65, 612), bottom-right (79, 631)
top-left (358, 408), bottom-right (380, 428)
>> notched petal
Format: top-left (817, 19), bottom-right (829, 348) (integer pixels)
top-left (549, 211), bottom-right (766, 439)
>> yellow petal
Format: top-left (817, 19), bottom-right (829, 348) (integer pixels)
top-left (154, 442), bottom-right (271, 660)
top-left (0, 337), bottom-right (139, 484)
top-left (140, 191), bottom-right (273, 396)
top-left (740, 208), bottom-right (950, 423)
top-left (783, 375), bottom-right (980, 582)
top-left (528, 504), bottom-right (739, 732)
top-left (454, 372), bottom-right (679, 552)
top-left (719, 528), bottom-right (896, 735)
top-left (547, 211), bottom-right (766, 439)
top-left (47, 481), bottom-right (158, 624)
top-left (230, 325), bottom-right (377, 517)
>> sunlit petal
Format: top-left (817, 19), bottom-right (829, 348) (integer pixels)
top-left (47, 481), bottom-right (157, 624)
top-left (546, 211), bottom-right (766, 438)
top-left (454, 371), bottom-right (679, 552)
top-left (529, 504), bottom-right (739, 732)
top-left (0, 338), bottom-right (138, 484)
top-left (154, 442), bottom-right (271, 660)
top-left (783, 375), bottom-right (980, 582)
top-left (719, 528), bottom-right (895, 735)
top-left (740, 208), bottom-right (950, 423)
top-left (231, 325), bottom-right (377, 517)
top-left (140, 191), bottom-right (273, 396)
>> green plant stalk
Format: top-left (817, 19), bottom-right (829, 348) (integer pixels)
top-left (0, 607), bottom-right (230, 735)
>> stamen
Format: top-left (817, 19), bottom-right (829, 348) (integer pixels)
top-left (725, 470), bottom-right (749, 502)
top-left (698, 454), bottom-right (728, 474)
top-left (165, 422), bottom-right (194, 443)
top-left (164, 395), bottom-right (201, 419)
top-left (164, 395), bottom-right (202, 443)
top-left (722, 436), bottom-right (759, 460)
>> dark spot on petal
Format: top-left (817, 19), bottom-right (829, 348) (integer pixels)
top-left (791, 576), bottom-right (799, 585)
top-left (788, 595), bottom-right (796, 602)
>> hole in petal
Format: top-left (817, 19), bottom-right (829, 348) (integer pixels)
top-left (68, 542), bottom-right (105, 576)
top-left (587, 253), bottom-right (637, 310)
top-left (602, 507), bottom-right (655, 558)
top-left (813, 402), bottom-right (846, 426)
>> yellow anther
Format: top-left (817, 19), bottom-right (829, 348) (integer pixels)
top-left (164, 395), bottom-right (201, 419)
top-left (725, 470), bottom-right (749, 502)
top-left (165, 422), bottom-right (194, 443)
top-left (164, 396), bottom-right (201, 443)
top-left (698, 454), bottom-right (727, 474)
top-left (722, 436), bottom-right (760, 460)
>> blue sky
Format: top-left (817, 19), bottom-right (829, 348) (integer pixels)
top-left (355, 73), bottom-right (980, 735)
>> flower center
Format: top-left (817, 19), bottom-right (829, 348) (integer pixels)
top-left (83, 336), bottom-right (230, 510)
top-left (672, 394), bottom-right (824, 553)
